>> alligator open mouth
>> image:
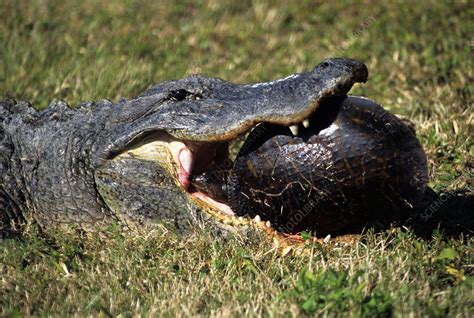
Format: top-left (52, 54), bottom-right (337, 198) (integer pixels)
top-left (167, 138), bottom-right (237, 216)
top-left (98, 58), bottom-right (371, 235)
top-left (116, 94), bottom-right (344, 225)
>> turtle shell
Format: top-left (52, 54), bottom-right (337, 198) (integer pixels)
top-left (227, 95), bottom-right (428, 235)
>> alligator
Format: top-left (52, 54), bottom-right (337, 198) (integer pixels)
top-left (0, 58), bottom-right (429, 239)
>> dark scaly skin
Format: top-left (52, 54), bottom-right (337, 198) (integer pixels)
top-left (0, 58), bottom-right (368, 236)
top-left (224, 96), bottom-right (428, 235)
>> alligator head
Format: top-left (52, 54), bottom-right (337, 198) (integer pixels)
top-left (92, 58), bottom-right (370, 233)
top-left (0, 58), bottom-right (379, 237)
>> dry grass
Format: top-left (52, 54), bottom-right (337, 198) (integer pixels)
top-left (1, 226), bottom-right (472, 316)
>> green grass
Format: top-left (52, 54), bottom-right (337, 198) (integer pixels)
top-left (0, 0), bottom-right (472, 316)
top-left (1, 227), bottom-right (472, 316)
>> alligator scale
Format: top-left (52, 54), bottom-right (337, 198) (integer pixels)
top-left (0, 58), bottom-right (428, 238)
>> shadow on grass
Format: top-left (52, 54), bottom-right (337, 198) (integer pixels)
top-left (404, 187), bottom-right (473, 238)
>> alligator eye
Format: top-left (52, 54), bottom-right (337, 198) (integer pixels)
top-left (320, 62), bottom-right (330, 68)
top-left (168, 89), bottom-right (204, 101)
top-left (169, 89), bottom-right (190, 101)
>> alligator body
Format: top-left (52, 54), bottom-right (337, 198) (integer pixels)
top-left (0, 58), bottom-right (428, 237)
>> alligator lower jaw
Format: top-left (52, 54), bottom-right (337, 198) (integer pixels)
top-left (190, 192), bottom-right (235, 216)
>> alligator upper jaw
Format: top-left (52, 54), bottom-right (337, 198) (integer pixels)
top-left (157, 58), bottom-right (368, 142)
top-left (100, 58), bottom-right (367, 164)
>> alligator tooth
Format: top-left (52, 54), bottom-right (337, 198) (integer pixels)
top-left (323, 234), bottom-right (331, 244)
top-left (254, 215), bottom-right (261, 223)
top-left (265, 220), bottom-right (272, 228)
top-left (289, 125), bottom-right (299, 136)
top-left (302, 119), bottom-right (310, 128)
